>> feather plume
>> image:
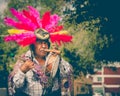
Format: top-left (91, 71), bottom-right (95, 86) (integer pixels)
top-left (4, 32), bottom-right (35, 42)
top-left (50, 34), bottom-right (72, 45)
top-left (10, 8), bottom-right (37, 30)
top-left (4, 17), bottom-right (35, 31)
top-left (48, 25), bottom-right (63, 32)
top-left (10, 8), bottom-right (29, 23)
top-left (14, 22), bottom-right (35, 31)
top-left (27, 6), bottom-right (40, 18)
top-left (45, 14), bottom-right (61, 31)
top-left (27, 6), bottom-right (41, 28)
top-left (4, 17), bottom-right (17, 27)
top-left (41, 11), bottom-right (50, 29)
top-left (8, 29), bottom-right (26, 34)
top-left (22, 9), bottom-right (40, 28)
top-left (4, 6), bottom-right (73, 46)
top-left (50, 30), bottom-right (68, 35)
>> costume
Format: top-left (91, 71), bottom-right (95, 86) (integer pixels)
top-left (4, 6), bottom-right (73, 96)
top-left (8, 50), bottom-right (73, 96)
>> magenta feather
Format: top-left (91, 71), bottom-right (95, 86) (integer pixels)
top-left (45, 14), bottom-right (61, 31)
top-left (27, 6), bottom-right (41, 28)
top-left (10, 8), bottom-right (30, 23)
top-left (27, 6), bottom-right (40, 18)
top-left (4, 32), bottom-right (35, 42)
top-left (10, 8), bottom-right (37, 30)
top-left (4, 32), bottom-right (36, 46)
top-left (4, 17), bottom-right (34, 30)
top-left (4, 17), bottom-right (17, 27)
top-left (22, 10), bottom-right (40, 28)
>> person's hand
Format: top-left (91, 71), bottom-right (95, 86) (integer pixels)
top-left (20, 59), bottom-right (34, 73)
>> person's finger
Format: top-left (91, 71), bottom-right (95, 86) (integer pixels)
top-left (30, 65), bottom-right (34, 69)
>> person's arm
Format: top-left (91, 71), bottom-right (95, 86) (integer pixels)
top-left (13, 69), bottom-right (26, 88)
top-left (13, 59), bottom-right (34, 88)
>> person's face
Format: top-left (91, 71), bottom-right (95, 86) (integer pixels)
top-left (34, 40), bottom-right (49, 58)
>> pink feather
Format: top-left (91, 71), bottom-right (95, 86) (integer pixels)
top-left (22, 10), bottom-right (40, 28)
top-left (4, 17), bottom-right (17, 27)
top-left (10, 8), bottom-right (30, 23)
top-left (4, 32), bottom-right (36, 43)
top-left (27, 6), bottom-right (40, 18)
top-left (45, 14), bottom-right (61, 31)
top-left (10, 8), bottom-right (37, 30)
top-left (4, 17), bottom-right (36, 31)
top-left (27, 6), bottom-right (42, 28)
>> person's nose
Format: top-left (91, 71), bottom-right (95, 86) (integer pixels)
top-left (41, 43), bottom-right (46, 48)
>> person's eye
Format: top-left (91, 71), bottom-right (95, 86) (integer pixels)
top-left (45, 42), bottom-right (47, 44)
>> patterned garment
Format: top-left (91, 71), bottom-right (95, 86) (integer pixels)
top-left (8, 50), bottom-right (73, 96)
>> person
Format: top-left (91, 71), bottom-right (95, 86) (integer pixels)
top-left (4, 6), bottom-right (73, 96)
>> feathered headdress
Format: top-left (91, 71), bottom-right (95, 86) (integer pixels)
top-left (4, 6), bottom-right (72, 46)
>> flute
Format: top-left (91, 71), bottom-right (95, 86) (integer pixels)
top-left (43, 49), bottom-right (61, 54)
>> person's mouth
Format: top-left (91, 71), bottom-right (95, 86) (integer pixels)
top-left (40, 49), bottom-right (48, 53)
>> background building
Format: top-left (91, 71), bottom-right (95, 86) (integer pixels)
top-left (91, 62), bottom-right (120, 96)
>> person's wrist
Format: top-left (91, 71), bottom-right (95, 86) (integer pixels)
top-left (20, 65), bottom-right (28, 73)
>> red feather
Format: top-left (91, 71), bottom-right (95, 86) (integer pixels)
top-left (15, 22), bottom-right (35, 31)
top-left (10, 8), bottom-right (37, 30)
top-left (50, 34), bottom-right (72, 45)
top-left (41, 11), bottom-right (50, 28)
top-left (17, 36), bottom-right (36, 46)
top-left (49, 25), bottom-right (63, 32)
top-left (22, 10), bottom-right (40, 28)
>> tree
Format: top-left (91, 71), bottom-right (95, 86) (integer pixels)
top-left (61, 18), bottom-right (109, 77)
